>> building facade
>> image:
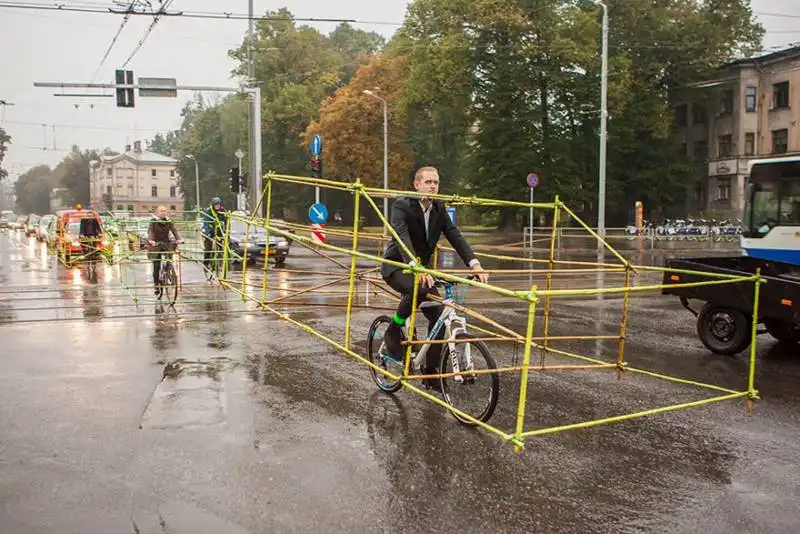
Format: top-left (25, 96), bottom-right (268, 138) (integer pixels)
top-left (89, 141), bottom-right (183, 215)
top-left (672, 45), bottom-right (800, 219)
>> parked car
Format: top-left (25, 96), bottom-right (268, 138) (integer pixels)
top-left (37, 215), bottom-right (56, 242)
top-left (25, 214), bottom-right (41, 236)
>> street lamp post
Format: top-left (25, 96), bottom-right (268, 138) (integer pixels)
top-left (595, 0), bottom-right (609, 242)
top-left (89, 159), bottom-right (98, 209)
top-left (362, 89), bottom-right (389, 227)
top-left (186, 154), bottom-right (200, 212)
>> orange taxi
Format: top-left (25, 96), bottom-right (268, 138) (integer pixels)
top-left (55, 207), bottom-right (112, 264)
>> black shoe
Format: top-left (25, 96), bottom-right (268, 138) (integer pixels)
top-left (422, 376), bottom-right (443, 393)
top-left (383, 323), bottom-right (405, 361)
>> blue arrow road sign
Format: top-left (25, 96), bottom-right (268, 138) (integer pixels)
top-left (527, 173), bottom-right (539, 188)
top-left (311, 135), bottom-right (322, 157)
top-left (309, 203), bottom-right (328, 224)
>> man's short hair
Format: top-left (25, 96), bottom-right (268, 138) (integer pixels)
top-left (414, 166), bottom-right (439, 182)
top-left (156, 205), bottom-right (167, 212)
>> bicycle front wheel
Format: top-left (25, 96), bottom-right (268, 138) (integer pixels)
top-left (439, 333), bottom-right (499, 425)
top-left (164, 262), bottom-right (179, 304)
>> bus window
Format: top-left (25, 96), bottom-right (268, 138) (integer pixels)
top-left (781, 180), bottom-right (800, 225)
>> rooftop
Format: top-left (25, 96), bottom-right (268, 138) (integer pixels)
top-left (722, 44), bottom-right (800, 69)
top-left (102, 149), bottom-right (177, 165)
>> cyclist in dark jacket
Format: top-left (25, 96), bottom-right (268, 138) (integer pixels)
top-left (200, 197), bottom-right (227, 272)
top-left (148, 206), bottom-right (180, 294)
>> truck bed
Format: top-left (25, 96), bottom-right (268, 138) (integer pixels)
top-left (661, 256), bottom-right (800, 324)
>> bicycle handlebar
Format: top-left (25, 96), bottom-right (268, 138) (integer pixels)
top-left (433, 274), bottom-right (477, 288)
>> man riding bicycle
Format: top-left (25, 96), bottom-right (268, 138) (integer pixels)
top-left (381, 166), bottom-right (489, 389)
top-left (200, 197), bottom-right (227, 273)
top-left (148, 206), bottom-right (180, 295)
top-left (78, 211), bottom-right (103, 262)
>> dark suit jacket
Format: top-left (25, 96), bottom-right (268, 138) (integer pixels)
top-left (381, 197), bottom-right (477, 279)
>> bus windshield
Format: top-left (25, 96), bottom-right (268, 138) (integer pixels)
top-left (745, 161), bottom-right (800, 235)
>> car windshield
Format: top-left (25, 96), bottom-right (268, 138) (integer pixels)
top-left (66, 222), bottom-right (80, 236)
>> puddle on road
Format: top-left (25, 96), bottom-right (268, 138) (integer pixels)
top-left (140, 358), bottom-right (230, 430)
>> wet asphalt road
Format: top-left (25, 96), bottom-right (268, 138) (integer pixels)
top-left (1, 230), bottom-right (799, 533)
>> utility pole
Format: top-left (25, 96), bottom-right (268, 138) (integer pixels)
top-left (247, 0), bottom-right (259, 216)
top-left (186, 154), bottom-right (200, 211)
top-left (362, 89), bottom-right (389, 228)
top-left (595, 0), bottom-right (609, 242)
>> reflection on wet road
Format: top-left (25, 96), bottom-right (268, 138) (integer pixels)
top-left (1, 230), bottom-right (799, 533)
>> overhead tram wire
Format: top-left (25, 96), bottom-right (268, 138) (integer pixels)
top-left (0, 2), bottom-right (381, 25)
top-left (120, 0), bottom-right (175, 68)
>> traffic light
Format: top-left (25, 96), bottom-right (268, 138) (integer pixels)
top-left (229, 167), bottom-right (240, 193)
top-left (310, 155), bottom-right (322, 178)
top-left (115, 69), bottom-right (134, 108)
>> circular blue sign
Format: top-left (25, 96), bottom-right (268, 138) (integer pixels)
top-left (309, 203), bottom-right (328, 224)
top-left (527, 173), bottom-right (539, 188)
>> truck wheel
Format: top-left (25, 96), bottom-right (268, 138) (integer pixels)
top-left (763, 318), bottom-right (800, 344)
top-left (696, 303), bottom-right (751, 356)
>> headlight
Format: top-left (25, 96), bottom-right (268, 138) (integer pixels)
top-left (277, 239), bottom-right (288, 247)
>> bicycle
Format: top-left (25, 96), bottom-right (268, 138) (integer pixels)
top-left (367, 276), bottom-right (499, 425)
top-left (150, 240), bottom-right (181, 304)
top-left (79, 236), bottom-right (103, 281)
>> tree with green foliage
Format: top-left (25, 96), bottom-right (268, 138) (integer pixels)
top-left (14, 165), bottom-right (55, 214)
top-left (171, 95), bottom-right (248, 211)
top-left (391, 0), bottom-right (763, 227)
top-left (147, 131), bottom-right (179, 157)
top-left (53, 145), bottom-right (99, 206)
top-left (0, 127), bottom-right (10, 181)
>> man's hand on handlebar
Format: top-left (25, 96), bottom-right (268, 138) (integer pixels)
top-left (421, 273), bottom-right (436, 288)
top-left (471, 262), bottom-right (490, 284)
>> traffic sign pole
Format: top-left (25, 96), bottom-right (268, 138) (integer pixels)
top-left (526, 173), bottom-right (539, 252)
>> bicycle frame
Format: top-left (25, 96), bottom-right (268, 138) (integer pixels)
top-left (406, 284), bottom-right (474, 380)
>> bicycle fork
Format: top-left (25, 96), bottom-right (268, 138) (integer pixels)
top-left (446, 314), bottom-right (474, 383)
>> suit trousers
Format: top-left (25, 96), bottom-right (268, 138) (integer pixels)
top-left (385, 269), bottom-right (444, 370)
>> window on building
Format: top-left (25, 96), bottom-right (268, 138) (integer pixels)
top-left (169, 205), bottom-right (176, 211)
top-left (170, 170), bottom-right (175, 177)
top-left (744, 133), bottom-right (755, 156)
top-left (169, 186), bottom-right (176, 198)
top-left (674, 105), bottom-right (687, 126)
top-left (693, 140), bottom-right (708, 161)
top-left (718, 134), bottom-right (733, 157)
top-left (127, 185), bottom-right (134, 196)
top-left (716, 178), bottom-right (731, 201)
top-left (772, 81), bottom-right (789, 109)
top-left (127, 205), bottom-right (134, 212)
top-left (151, 169), bottom-right (157, 177)
top-left (692, 104), bottom-right (706, 124)
top-left (151, 185), bottom-right (158, 197)
top-left (116, 205), bottom-right (123, 211)
top-left (745, 86), bottom-right (757, 112)
top-left (772, 129), bottom-right (788, 153)
top-left (106, 186), bottom-right (112, 194)
top-left (106, 167), bottom-right (112, 177)
top-left (719, 89), bottom-right (733, 115)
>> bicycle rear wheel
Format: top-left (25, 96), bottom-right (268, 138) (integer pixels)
top-left (367, 316), bottom-right (404, 393)
top-left (439, 333), bottom-right (499, 425)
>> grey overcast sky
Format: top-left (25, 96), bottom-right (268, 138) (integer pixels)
top-left (0, 0), bottom-right (797, 179)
